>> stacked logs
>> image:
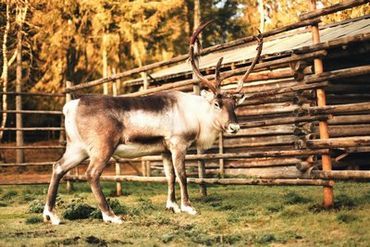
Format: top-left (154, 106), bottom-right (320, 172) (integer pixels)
top-left (107, 13), bottom-right (370, 183)
top-left (132, 39), bottom-right (370, 181)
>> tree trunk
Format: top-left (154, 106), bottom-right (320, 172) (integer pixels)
top-left (257, 0), bottom-right (265, 32)
top-left (0, 1), bottom-right (11, 141)
top-left (15, 2), bottom-right (28, 163)
top-left (102, 33), bottom-right (109, 95)
top-left (192, 0), bottom-right (201, 95)
top-left (194, 0), bottom-right (201, 29)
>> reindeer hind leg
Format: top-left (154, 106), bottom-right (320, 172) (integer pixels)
top-left (44, 145), bottom-right (87, 225)
top-left (86, 146), bottom-right (123, 224)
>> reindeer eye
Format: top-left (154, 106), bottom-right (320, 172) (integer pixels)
top-left (214, 101), bottom-right (220, 109)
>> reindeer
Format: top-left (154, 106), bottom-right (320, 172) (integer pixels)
top-left (43, 21), bottom-right (263, 224)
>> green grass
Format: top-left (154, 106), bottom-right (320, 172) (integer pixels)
top-left (0, 182), bottom-right (369, 246)
top-left (25, 215), bottom-right (43, 224)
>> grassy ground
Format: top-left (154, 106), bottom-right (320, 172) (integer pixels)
top-left (0, 181), bottom-right (369, 246)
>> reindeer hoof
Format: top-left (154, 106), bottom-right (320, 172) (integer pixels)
top-left (43, 208), bottom-right (61, 225)
top-left (102, 213), bottom-right (123, 224)
top-left (43, 215), bottom-right (61, 225)
top-left (166, 201), bottom-right (181, 213)
top-left (181, 205), bottom-right (197, 215)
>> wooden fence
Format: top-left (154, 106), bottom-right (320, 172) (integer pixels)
top-left (1, 0), bottom-right (369, 207)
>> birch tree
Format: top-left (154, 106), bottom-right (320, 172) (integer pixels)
top-left (0, 0), bottom-right (12, 141)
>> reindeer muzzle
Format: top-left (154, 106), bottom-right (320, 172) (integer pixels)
top-left (226, 123), bottom-right (240, 134)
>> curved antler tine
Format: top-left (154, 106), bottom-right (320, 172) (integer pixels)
top-left (235, 34), bottom-right (264, 93)
top-left (189, 20), bottom-right (218, 94)
top-left (190, 20), bottom-right (214, 44)
top-left (214, 57), bottom-right (224, 92)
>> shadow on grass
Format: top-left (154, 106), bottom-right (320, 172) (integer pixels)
top-left (308, 194), bottom-right (358, 213)
top-left (47, 236), bottom-right (108, 247)
top-left (57, 195), bottom-right (159, 221)
top-left (283, 192), bottom-right (312, 205)
top-left (161, 223), bottom-right (242, 246)
top-left (336, 213), bottom-right (359, 224)
top-left (25, 215), bottom-right (43, 224)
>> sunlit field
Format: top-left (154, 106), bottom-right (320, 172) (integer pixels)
top-left (0, 182), bottom-right (369, 246)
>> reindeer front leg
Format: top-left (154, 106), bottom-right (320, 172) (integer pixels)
top-left (162, 153), bottom-right (181, 213)
top-left (169, 143), bottom-right (197, 215)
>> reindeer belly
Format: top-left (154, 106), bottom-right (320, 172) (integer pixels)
top-left (113, 143), bottom-right (166, 158)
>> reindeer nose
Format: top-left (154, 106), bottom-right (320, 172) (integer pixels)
top-left (227, 123), bottom-right (240, 134)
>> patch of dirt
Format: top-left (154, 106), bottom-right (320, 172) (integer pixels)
top-left (1, 140), bottom-right (64, 163)
top-left (85, 236), bottom-right (108, 246)
top-left (0, 229), bottom-right (56, 239)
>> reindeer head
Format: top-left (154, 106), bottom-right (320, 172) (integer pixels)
top-left (189, 21), bottom-right (263, 134)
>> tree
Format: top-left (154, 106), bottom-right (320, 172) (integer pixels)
top-left (197, 0), bottom-right (250, 46)
top-left (241, 0), bottom-right (370, 33)
top-left (1, 0), bottom-right (12, 141)
top-left (15, 0), bottom-right (29, 162)
top-left (0, 0), bottom-right (28, 142)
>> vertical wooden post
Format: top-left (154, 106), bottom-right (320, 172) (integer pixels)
top-left (197, 148), bottom-right (207, 196)
top-left (192, 44), bottom-right (207, 196)
top-left (192, 5), bottom-right (206, 195)
top-left (15, 14), bottom-right (24, 164)
top-left (140, 72), bottom-right (152, 177)
top-left (218, 133), bottom-right (225, 177)
top-left (65, 81), bottom-right (73, 192)
top-left (72, 82), bottom-right (80, 180)
top-left (112, 68), bottom-right (121, 95)
top-left (310, 0), bottom-right (334, 208)
top-left (112, 76), bottom-right (119, 96)
top-left (146, 161), bottom-right (151, 177)
top-left (115, 160), bottom-right (122, 196)
top-left (140, 72), bottom-right (146, 177)
top-left (143, 72), bottom-right (151, 177)
top-left (112, 80), bottom-right (122, 196)
top-left (59, 115), bottom-right (65, 144)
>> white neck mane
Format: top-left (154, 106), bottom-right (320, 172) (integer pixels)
top-left (176, 92), bottom-right (222, 151)
top-left (193, 96), bottom-right (221, 150)
top-left (196, 123), bottom-right (219, 150)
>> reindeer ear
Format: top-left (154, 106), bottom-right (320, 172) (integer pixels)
top-left (201, 89), bottom-right (215, 102)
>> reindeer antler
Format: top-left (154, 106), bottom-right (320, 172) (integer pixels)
top-left (189, 20), bottom-right (220, 94)
top-left (233, 33), bottom-right (264, 94)
top-left (190, 22), bottom-right (263, 95)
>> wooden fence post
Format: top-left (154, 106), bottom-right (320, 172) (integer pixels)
top-left (192, 41), bottom-right (207, 196)
top-left (140, 72), bottom-right (147, 177)
top-left (65, 80), bottom-right (73, 192)
top-left (112, 80), bottom-right (122, 196)
top-left (219, 133), bottom-right (225, 177)
top-left (310, 0), bottom-right (334, 208)
top-left (140, 72), bottom-right (152, 177)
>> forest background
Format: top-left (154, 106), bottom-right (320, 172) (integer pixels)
top-left (0, 0), bottom-right (369, 142)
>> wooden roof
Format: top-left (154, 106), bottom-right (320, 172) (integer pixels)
top-left (150, 15), bottom-right (370, 81)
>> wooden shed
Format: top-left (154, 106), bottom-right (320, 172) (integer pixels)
top-left (110, 14), bottom-right (370, 182)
